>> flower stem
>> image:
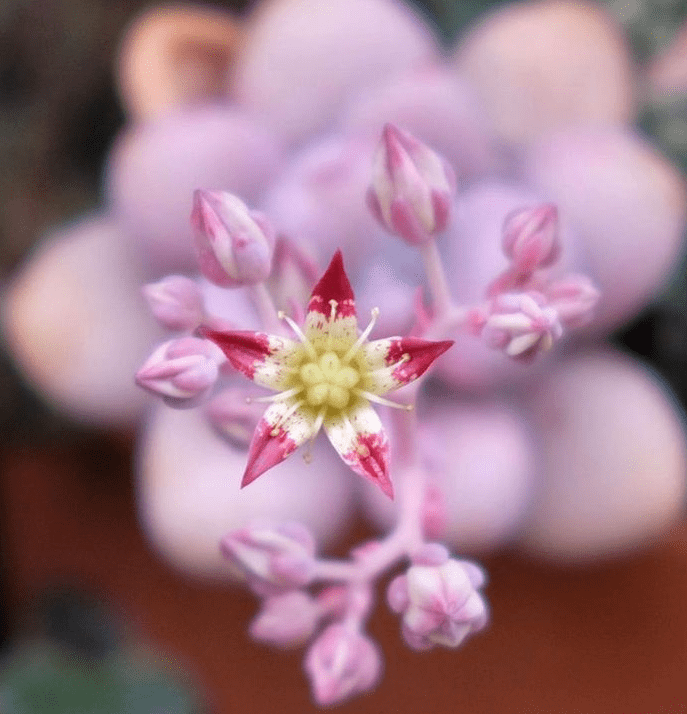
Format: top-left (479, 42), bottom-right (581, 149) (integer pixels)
top-left (419, 240), bottom-right (453, 319)
top-left (249, 282), bottom-right (281, 333)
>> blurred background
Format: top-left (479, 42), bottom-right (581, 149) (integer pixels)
top-left (1, 0), bottom-right (686, 711)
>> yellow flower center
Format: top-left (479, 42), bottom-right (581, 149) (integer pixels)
top-left (299, 351), bottom-right (360, 410)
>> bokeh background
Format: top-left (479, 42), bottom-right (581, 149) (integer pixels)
top-left (1, 0), bottom-right (686, 711)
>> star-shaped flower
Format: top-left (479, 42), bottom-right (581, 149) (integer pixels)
top-left (200, 251), bottom-right (452, 498)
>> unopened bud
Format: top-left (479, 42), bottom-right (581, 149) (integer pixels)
top-left (546, 274), bottom-right (600, 328)
top-left (304, 625), bottom-right (382, 706)
top-left (206, 387), bottom-right (265, 449)
top-left (135, 336), bottom-right (223, 406)
top-left (191, 189), bottom-right (275, 287)
top-left (502, 203), bottom-right (561, 273)
top-left (220, 521), bottom-right (316, 596)
top-left (142, 275), bottom-right (205, 331)
top-left (266, 237), bottom-right (319, 320)
top-left (482, 292), bottom-right (563, 362)
top-left (250, 591), bottom-right (321, 648)
top-left (367, 123), bottom-right (455, 245)
top-left (387, 558), bottom-right (488, 652)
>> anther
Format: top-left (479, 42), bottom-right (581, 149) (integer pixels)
top-left (343, 307), bottom-right (380, 363)
top-left (353, 388), bottom-right (413, 410)
top-left (278, 310), bottom-right (317, 359)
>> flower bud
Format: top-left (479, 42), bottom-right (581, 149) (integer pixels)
top-left (220, 521), bottom-right (316, 596)
top-left (481, 291), bottom-right (563, 361)
top-left (546, 274), bottom-right (600, 328)
top-left (191, 189), bottom-right (275, 287)
top-left (206, 387), bottom-right (265, 449)
top-left (250, 591), bottom-right (321, 648)
top-left (135, 336), bottom-right (223, 406)
top-left (367, 123), bottom-right (455, 245)
top-left (304, 625), bottom-right (382, 706)
top-left (265, 237), bottom-right (319, 320)
top-left (387, 558), bottom-right (488, 652)
top-left (502, 203), bottom-right (561, 273)
top-left (142, 274), bottom-right (205, 331)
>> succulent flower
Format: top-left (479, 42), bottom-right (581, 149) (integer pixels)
top-left (201, 250), bottom-right (452, 497)
top-left (3, 0), bottom-right (687, 705)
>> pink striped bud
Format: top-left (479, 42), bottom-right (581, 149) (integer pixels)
top-left (502, 203), bottom-right (561, 273)
top-left (220, 521), bottom-right (316, 596)
top-left (387, 553), bottom-right (488, 652)
top-left (481, 291), bottom-right (563, 362)
top-left (206, 387), bottom-right (265, 449)
top-left (546, 274), bottom-right (600, 328)
top-left (265, 237), bottom-right (319, 320)
top-left (250, 591), bottom-right (321, 648)
top-left (142, 275), bottom-right (205, 331)
top-left (367, 123), bottom-right (455, 245)
top-left (191, 189), bottom-right (275, 287)
top-left (304, 625), bottom-right (382, 706)
top-left (135, 336), bottom-right (223, 406)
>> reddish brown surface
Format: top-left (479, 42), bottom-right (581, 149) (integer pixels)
top-left (2, 440), bottom-right (686, 713)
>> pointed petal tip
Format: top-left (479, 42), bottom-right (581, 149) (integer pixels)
top-left (379, 478), bottom-right (394, 500)
top-left (308, 249), bottom-right (355, 317)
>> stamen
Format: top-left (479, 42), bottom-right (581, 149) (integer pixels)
top-left (278, 310), bottom-right (317, 359)
top-left (326, 299), bottom-right (338, 350)
top-left (343, 307), bottom-right (380, 363)
top-left (248, 386), bottom-right (304, 403)
top-left (302, 407), bottom-right (327, 464)
top-left (353, 388), bottom-right (413, 410)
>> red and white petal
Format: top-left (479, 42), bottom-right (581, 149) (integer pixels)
top-left (324, 401), bottom-right (393, 498)
top-left (357, 336), bottom-right (453, 394)
top-left (199, 327), bottom-right (301, 390)
top-left (304, 250), bottom-right (358, 352)
top-left (242, 400), bottom-right (317, 487)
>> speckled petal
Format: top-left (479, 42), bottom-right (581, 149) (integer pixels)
top-left (243, 400), bottom-right (317, 487)
top-left (324, 401), bottom-right (392, 498)
top-left (199, 327), bottom-right (301, 390)
top-left (357, 336), bottom-right (453, 394)
top-left (304, 250), bottom-right (358, 352)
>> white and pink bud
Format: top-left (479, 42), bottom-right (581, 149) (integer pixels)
top-left (191, 189), bottom-right (275, 288)
top-left (367, 123), bottom-right (455, 245)
top-left (502, 203), bottom-right (561, 274)
top-left (205, 387), bottom-right (266, 449)
top-left (481, 292), bottom-right (563, 361)
top-left (265, 237), bottom-right (319, 320)
top-left (135, 336), bottom-right (224, 406)
top-left (546, 274), bottom-right (600, 328)
top-left (250, 591), bottom-right (321, 649)
top-left (304, 624), bottom-right (382, 706)
top-left (220, 521), bottom-right (317, 596)
top-left (387, 548), bottom-right (488, 652)
top-left (142, 275), bottom-right (205, 331)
